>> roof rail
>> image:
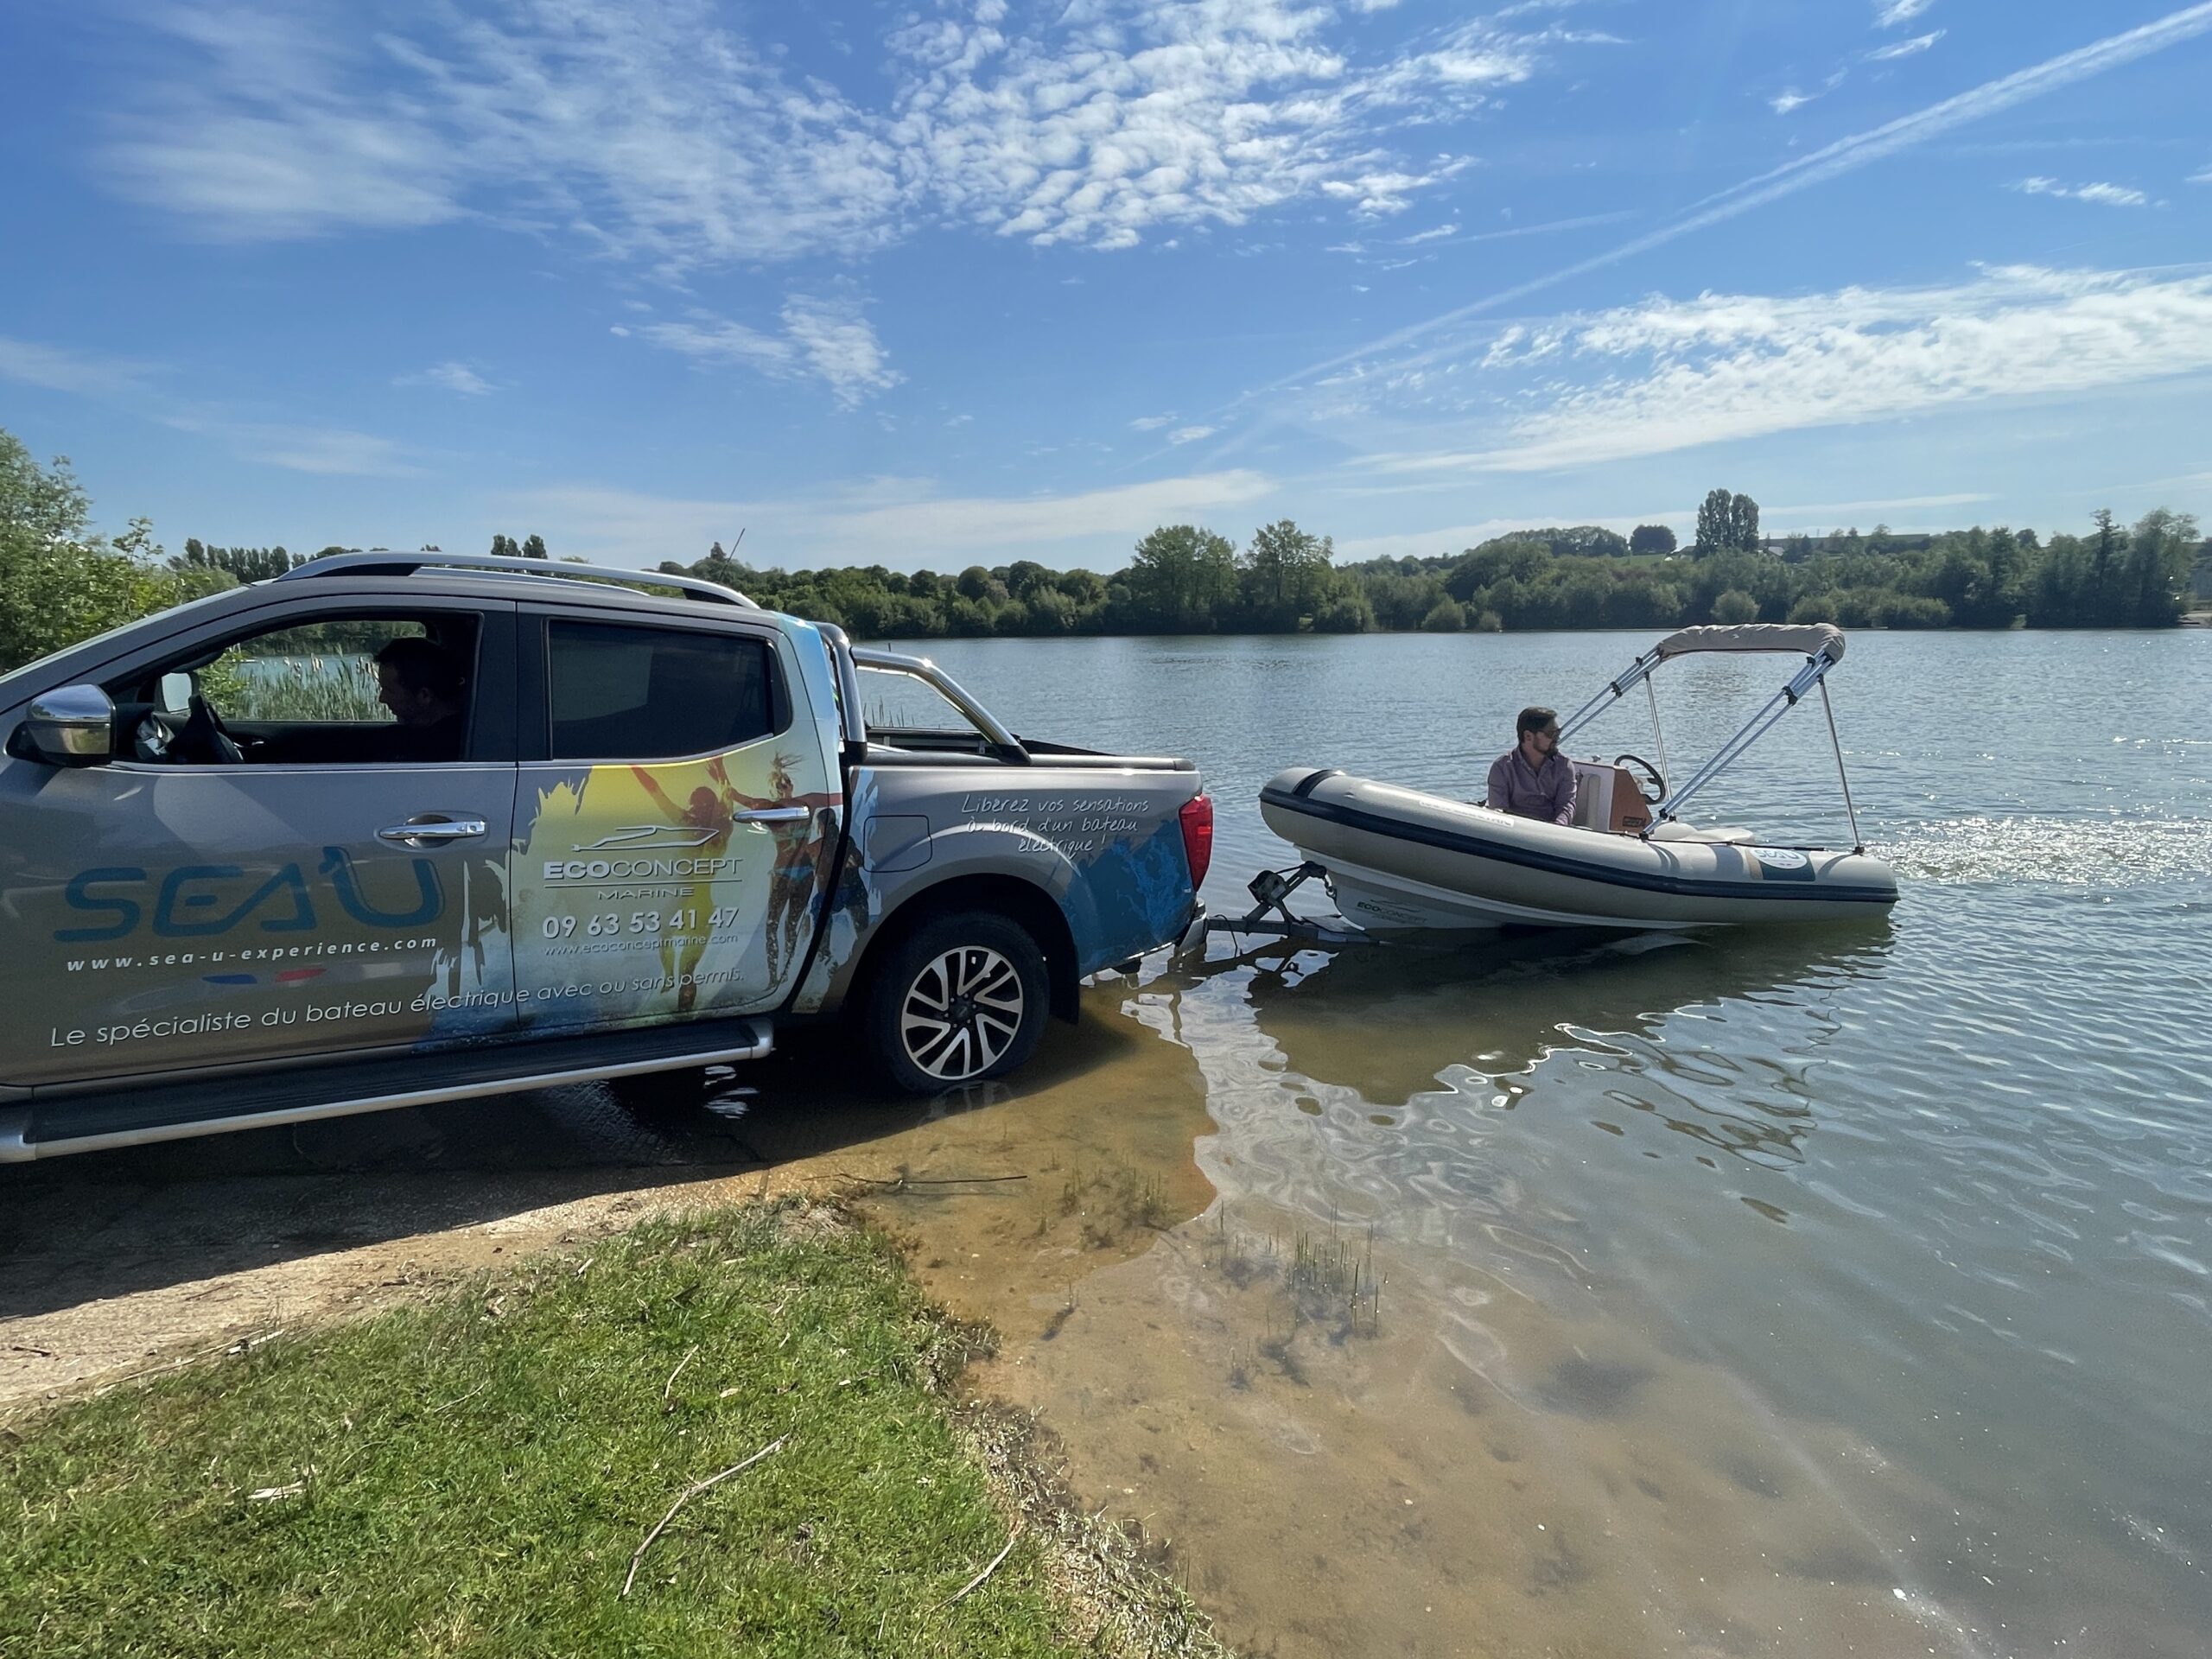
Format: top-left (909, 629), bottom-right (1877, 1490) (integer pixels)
top-left (276, 550), bottom-right (755, 607)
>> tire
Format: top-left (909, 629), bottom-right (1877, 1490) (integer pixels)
top-left (863, 910), bottom-right (1050, 1095)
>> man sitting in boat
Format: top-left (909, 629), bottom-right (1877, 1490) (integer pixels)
top-left (1486, 706), bottom-right (1577, 825)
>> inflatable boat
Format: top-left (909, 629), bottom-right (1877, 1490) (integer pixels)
top-left (1258, 624), bottom-right (1899, 935)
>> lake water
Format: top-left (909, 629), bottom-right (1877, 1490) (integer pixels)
top-left (889, 630), bottom-right (2212, 1657)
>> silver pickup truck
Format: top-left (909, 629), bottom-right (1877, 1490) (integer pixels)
top-left (0, 552), bottom-right (1211, 1160)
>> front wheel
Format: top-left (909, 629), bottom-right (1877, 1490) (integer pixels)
top-left (864, 912), bottom-right (1049, 1094)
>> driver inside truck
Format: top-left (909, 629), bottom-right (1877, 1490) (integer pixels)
top-left (1485, 705), bottom-right (1577, 826)
top-left (372, 636), bottom-right (467, 762)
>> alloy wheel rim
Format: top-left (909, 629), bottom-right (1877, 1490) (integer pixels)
top-left (900, 945), bottom-right (1024, 1081)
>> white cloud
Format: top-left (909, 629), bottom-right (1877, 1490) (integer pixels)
top-left (888, 0), bottom-right (1540, 248)
top-left (394, 361), bottom-right (493, 396)
top-left (1874, 0), bottom-right (1936, 26)
top-left (778, 295), bottom-right (903, 406)
top-left (2013, 175), bottom-right (2151, 207)
top-left (99, 1), bottom-right (1618, 263)
top-left (1868, 29), bottom-right (1944, 61)
top-left (105, 0), bottom-right (904, 265)
top-left (1275, 3), bottom-right (2212, 391)
top-left (1402, 223), bottom-right (1459, 245)
top-left (1382, 265), bottom-right (2212, 473)
top-left (2192, 163), bottom-right (2212, 183)
top-left (1129, 414), bottom-right (1179, 430)
top-left (1166, 425), bottom-right (1218, 445)
top-left (1770, 88), bottom-right (1815, 115)
top-left (499, 470), bottom-right (1277, 567)
top-left (636, 295), bottom-right (900, 405)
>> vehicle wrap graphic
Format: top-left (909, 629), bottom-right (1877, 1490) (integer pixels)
top-left (511, 736), bottom-right (842, 1033)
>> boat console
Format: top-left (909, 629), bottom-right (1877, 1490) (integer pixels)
top-left (1570, 760), bottom-right (1656, 836)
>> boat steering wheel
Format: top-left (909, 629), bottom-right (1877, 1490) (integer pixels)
top-left (1613, 753), bottom-right (1665, 804)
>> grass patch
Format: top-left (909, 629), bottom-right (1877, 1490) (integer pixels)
top-left (1, 1203), bottom-right (1224, 1658)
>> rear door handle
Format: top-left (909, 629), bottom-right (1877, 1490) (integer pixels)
top-left (733, 806), bottom-right (810, 823)
top-left (377, 817), bottom-right (488, 843)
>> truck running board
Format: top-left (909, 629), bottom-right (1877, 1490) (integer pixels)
top-left (0, 1018), bottom-right (774, 1163)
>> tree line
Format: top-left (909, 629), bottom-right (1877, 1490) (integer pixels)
top-left (664, 496), bottom-right (2204, 639)
top-left (3, 426), bottom-right (2205, 677)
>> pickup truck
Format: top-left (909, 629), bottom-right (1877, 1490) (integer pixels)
top-left (0, 551), bottom-right (1211, 1160)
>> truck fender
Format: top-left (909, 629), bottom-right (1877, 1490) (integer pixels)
top-left (793, 821), bottom-right (1090, 1022)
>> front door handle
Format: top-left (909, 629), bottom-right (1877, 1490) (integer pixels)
top-left (733, 806), bottom-right (810, 823)
top-left (377, 817), bottom-right (488, 844)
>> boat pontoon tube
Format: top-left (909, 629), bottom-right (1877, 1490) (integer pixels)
top-left (1258, 768), bottom-right (1898, 935)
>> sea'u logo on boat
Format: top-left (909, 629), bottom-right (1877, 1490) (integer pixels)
top-left (1751, 848), bottom-right (1813, 877)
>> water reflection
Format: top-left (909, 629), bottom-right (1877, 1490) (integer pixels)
top-left (1205, 923), bottom-right (1892, 1109)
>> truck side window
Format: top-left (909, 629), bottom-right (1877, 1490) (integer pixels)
top-left (108, 614), bottom-right (482, 766)
top-left (545, 620), bottom-right (781, 760)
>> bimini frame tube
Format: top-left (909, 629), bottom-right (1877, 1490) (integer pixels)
top-left (1557, 645), bottom-right (1666, 744)
top-left (1650, 645), bottom-right (1843, 830)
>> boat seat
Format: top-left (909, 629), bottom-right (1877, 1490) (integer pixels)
top-left (1649, 821), bottom-right (1756, 845)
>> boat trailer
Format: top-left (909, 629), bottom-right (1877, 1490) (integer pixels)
top-left (1184, 860), bottom-right (1368, 950)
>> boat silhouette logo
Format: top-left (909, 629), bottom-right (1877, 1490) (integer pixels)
top-left (572, 825), bottom-right (723, 852)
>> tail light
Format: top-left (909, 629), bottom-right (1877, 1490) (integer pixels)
top-left (1178, 792), bottom-right (1215, 891)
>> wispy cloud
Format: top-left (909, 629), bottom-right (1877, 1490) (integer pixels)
top-left (1129, 414), bottom-right (1179, 431)
top-left (1770, 87), bottom-right (1817, 116)
top-left (1379, 265), bottom-right (2212, 473)
top-left (1402, 223), bottom-right (1460, 245)
top-left (98, 0), bottom-right (1619, 263)
top-left (1874, 0), bottom-right (1936, 27)
top-left (0, 335), bottom-right (157, 398)
top-left (499, 469), bottom-right (1279, 568)
top-left (1166, 425), bottom-right (1218, 445)
top-left (394, 362), bottom-right (493, 396)
top-left (0, 333), bottom-right (417, 476)
top-left (205, 423), bottom-right (421, 477)
top-left (1273, 3), bottom-right (2212, 391)
top-left (2013, 176), bottom-right (2152, 207)
top-left (105, 0), bottom-right (903, 264)
top-left (1868, 29), bottom-right (1945, 61)
top-left (2187, 162), bottom-right (2212, 183)
top-left (637, 294), bottom-right (900, 405)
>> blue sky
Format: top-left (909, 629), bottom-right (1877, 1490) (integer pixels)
top-left (3, 0), bottom-right (2209, 573)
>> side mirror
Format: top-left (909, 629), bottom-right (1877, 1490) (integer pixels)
top-left (22, 684), bottom-right (117, 766)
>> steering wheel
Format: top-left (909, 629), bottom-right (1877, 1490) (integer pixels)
top-left (181, 691), bottom-right (245, 765)
top-left (1613, 753), bottom-right (1665, 803)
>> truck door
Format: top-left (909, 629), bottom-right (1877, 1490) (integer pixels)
top-left (0, 601), bottom-right (520, 1088)
top-left (509, 608), bottom-right (842, 1033)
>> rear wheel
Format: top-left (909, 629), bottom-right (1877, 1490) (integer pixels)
top-left (864, 911), bottom-right (1049, 1094)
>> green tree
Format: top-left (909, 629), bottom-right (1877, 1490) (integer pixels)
top-left (175, 543), bottom-right (297, 582)
top-left (1125, 524), bottom-right (1238, 630)
top-left (489, 533), bottom-right (519, 559)
top-left (1728, 493), bottom-right (1761, 554)
top-left (1694, 488), bottom-right (1732, 556)
top-left (1712, 588), bottom-right (1760, 625)
top-left (1, 429), bottom-right (178, 673)
top-left (521, 534), bottom-right (549, 560)
top-left (1629, 524), bottom-right (1677, 556)
top-left (1419, 597), bottom-right (1465, 632)
top-left (1241, 519), bottom-right (1333, 629)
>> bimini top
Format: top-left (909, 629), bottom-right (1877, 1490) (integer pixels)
top-left (1655, 622), bottom-right (1844, 664)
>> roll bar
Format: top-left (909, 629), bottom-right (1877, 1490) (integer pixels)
top-left (814, 622), bottom-right (868, 750)
top-left (850, 646), bottom-right (1028, 760)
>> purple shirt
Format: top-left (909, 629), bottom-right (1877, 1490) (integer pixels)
top-left (1486, 747), bottom-right (1577, 825)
